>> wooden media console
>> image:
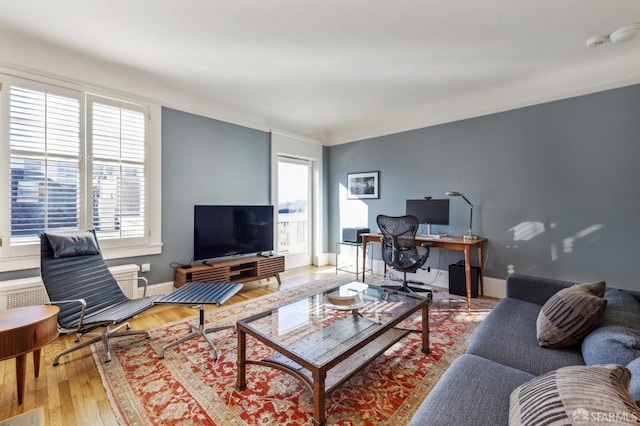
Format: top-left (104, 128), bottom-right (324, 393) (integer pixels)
top-left (173, 254), bottom-right (284, 288)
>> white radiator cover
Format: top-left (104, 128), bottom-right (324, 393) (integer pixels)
top-left (0, 264), bottom-right (141, 311)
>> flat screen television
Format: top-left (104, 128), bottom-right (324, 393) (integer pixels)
top-left (193, 205), bottom-right (274, 263)
top-left (406, 199), bottom-right (450, 235)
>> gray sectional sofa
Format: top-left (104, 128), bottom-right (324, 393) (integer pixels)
top-left (409, 273), bottom-right (640, 425)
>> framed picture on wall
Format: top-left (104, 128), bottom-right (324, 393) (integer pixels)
top-left (347, 171), bottom-right (379, 199)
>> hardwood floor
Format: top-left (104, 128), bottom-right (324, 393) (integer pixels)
top-left (0, 265), bottom-right (338, 425)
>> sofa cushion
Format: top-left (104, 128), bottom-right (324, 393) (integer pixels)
top-left (536, 281), bottom-right (607, 348)
top-left (626, 358), bottom-right (640, 403)
top-left (509, 364), bottom-right (640, 426)
top-left (582, 289), bottom-right (640, 366)
top-left (602, 288), bottom-right (640, 328)
top-left (505, 274), bottom-right (575, 306)
top-left (467, 297), bottom-right (585, 376)
top-left (407, 354), bottom-right (535, 426)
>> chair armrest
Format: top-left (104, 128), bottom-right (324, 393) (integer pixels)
top-left (506, 274), bottom-right (574, 306)
top-left (47, 298), bottom-right (87, 307)
top-left (138, 276), bottom-right (149, 298)
top-left (47, 298), bottom-right (88, 332)
top-left (115, 276), bottom-right (150, 298)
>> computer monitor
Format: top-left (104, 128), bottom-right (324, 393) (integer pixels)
top-left (406, 199), bottom-right (450, 236)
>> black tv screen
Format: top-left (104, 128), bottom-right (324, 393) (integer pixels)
top-left (193, 205), bottom-right (274, 262)
top-left (405, 199), bottom-right (450, 225)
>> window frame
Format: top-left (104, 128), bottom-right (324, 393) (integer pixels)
top-left (86, 94), bottom-right (150, 249)
top-left (0, 71), bottom-right (162, 272)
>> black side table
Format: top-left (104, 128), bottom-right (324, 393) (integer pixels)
top-left (156, 281), bottom-right (243, 359)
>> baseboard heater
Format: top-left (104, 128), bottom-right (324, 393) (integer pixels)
top-left (0, 264), bottom-right (140, 311)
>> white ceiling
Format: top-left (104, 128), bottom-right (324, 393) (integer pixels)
top-left (1, 1), bottom-right (639, 145)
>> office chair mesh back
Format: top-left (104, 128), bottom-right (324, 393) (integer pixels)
top-left (377, 214), bottom-right (427, 272)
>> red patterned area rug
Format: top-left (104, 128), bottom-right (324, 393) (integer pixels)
top-left (93, 275), bottom-right (495, 425)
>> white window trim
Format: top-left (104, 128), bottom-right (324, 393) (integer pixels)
top-left (0, 70), bottom-right (162, 272)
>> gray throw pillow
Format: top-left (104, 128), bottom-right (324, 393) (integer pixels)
top-left (627, 358), bottom-right (640, 404)
top-left (509, 364), bottom-right (640, 426)
top-left (536, 281), bottom-right (607, 348)
top-left (582, 289), bottom-right (640, 366)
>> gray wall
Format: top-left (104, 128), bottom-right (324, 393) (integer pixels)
top-left (155, 108), bottom-right (271, 283)
top-left (328, 84), bottom-right (640, 290)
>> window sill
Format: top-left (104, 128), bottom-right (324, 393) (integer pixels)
top-left (0, 243), bottom-right (163, 272)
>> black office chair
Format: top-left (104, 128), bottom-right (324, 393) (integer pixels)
top-left (40, 229), bottom-right (160, 365)
top-left (377, 214), bottom-right (433, 298)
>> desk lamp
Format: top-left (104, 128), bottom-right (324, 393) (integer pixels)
top-left (445, 191), bottom-right (478, 240)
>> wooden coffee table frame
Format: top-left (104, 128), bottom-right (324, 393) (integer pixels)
top-left (235, 285), bottom-right (430, 426)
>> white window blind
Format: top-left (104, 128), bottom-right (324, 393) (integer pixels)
top-left (1, 75), bottom-right (154, 266)
top-left (89, 99), bottom-right (146, 240)
top-left (8, 86), bottom-right (81, 245)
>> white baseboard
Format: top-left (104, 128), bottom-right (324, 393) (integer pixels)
top-left (314, 252), bottom-right (331, 267)
top-left (483, 276), bottom-right (507, 299)
top-left (142, 281), bottom-right (174, 297)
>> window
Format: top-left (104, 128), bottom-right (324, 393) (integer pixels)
top-left (88, 97), bottom-right (146, 241)
top-left (8, 85), bottom-right (82, 247)
top-left (0, 74), bottom-right (161, 269)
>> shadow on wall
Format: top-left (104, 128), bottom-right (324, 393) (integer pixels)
top-left (506, 221), bottom-right (604, 275)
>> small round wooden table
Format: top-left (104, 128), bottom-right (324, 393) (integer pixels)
top-left (0, 305), bottom-right (59, 404)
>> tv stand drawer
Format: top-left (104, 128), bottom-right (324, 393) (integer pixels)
top-left (192, 268), bottom-right (231, 283)
top-left (257, 256), bottom-right (284, 277)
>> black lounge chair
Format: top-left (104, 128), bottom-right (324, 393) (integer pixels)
top-left (40, 229), bottom-right (160, 365)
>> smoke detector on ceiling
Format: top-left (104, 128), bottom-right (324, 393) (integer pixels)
top-left (586, 34), bottom-right (610, 48)
top-left (610, 23), bottom-right (640, 44)
top-left (586, 23), bottom-right (640, 47)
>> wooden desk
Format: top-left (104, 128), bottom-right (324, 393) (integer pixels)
top-left (0, 305), bottom-right (59, 404)
top-left (360, 233), bottom-right (486, 308)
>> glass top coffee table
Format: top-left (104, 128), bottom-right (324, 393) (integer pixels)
top-left (235, 281), bottom-right (430, 426)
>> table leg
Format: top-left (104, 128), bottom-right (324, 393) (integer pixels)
top-left (421, 305), bottom-right (430, 354)
top-left (33, 348), bottom-right (41, 378)
top-left (464, 246), bottom-right (472, 309)
top-left (477, 242), bottom-right (484, 296)
top-left (361, 238), bottom-right (368, 282)
top-left (235, 328), bottom-right (247, 391)
top-left (15, 353), bottom-right (26, 404)
top-left (312, 370), bottom-right (327, 426)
